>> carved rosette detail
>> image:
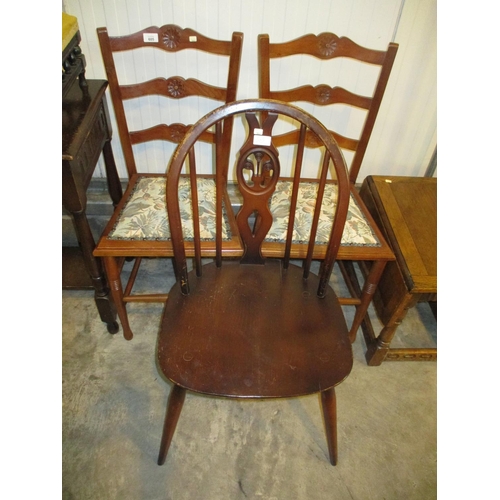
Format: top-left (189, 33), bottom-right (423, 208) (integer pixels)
top-left (169, 123), bottom-right (187, 143)
top-left (167, 78), bottom-right (185, 98)
top-left (162, 26), bottom-right (181, 49)
top-left (318, 34), bottom-right (338, 57)
top-left (316, 85), bottom-right (331, 103)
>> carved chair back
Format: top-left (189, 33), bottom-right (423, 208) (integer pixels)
top-left (258, 32), bottom-right (398, 184)
top-left (97, 25), bottom-right (243, 180)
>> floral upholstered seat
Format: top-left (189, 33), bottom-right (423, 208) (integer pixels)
top-left (267, 181), bottom-right (380, 247)
top-left (109, 176), bottom-right (232, 242)
top-left (109, 177), bottom-right (379, 247)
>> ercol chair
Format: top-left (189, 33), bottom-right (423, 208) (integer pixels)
top-left (93, 25), bottom-right (244, 339)
top-left (157, 99), bottom-right (353, 467)
top-left (258, 32), bottom-right (398, 342)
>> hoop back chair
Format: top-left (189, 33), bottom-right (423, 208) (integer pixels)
top-left (93, 26), bottom-right (244, 339)
top-left (258, 33), bottom-right (398, 342)
top-left (157, 99), bottom-right (353, 467)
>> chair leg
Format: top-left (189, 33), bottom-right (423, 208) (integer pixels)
top-left (349, 259), bottom-right (386, 343)
top-left (320, 387), bottom-right (338, 466)
top-left (158, 384), bottom-right (186, 465)
top-left (103, 256), bottom-right (134, 340)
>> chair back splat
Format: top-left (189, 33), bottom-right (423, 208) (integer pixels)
top-left (235, 112), bottom-right (279, 265)
top-left (157, 100), bottom-right (353, 467)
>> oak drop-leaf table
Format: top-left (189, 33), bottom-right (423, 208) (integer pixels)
top-left (358, 175), bottom-right (437, 365)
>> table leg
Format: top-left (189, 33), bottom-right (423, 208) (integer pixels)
top-left (365, 292), bottom-right (418, 366)
top-left (71, 211), bottom-right (118, 334)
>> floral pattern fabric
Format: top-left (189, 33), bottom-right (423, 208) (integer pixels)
top-left (266, 181), bottom-right (380, 246)
top-left (109, 177), bottom-right (379, 247)
top-left (109, 176), bottom-right (231, 241)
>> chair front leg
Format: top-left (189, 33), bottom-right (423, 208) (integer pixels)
top-left (320, 387), bottom-right (338, 466)
top-left (158, 384), bottom-right (186, 465)
top-left (103, 256), bottom-right (134, 340)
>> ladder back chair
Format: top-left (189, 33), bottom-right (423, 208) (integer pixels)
top-left (258, 32), bottom-right (398, 342)
top-left (157, 99), bottom-right (353, 467)
top-left (93, 25), bottom-right (244, 339)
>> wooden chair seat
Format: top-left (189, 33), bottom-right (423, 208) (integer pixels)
top-left (159, 260), bottom-right (352, 398)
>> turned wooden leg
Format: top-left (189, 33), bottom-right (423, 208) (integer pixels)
top-left (158, 385), bottom-right (186, 465)
top-left (365, 293), bottom-right (417, 366)
top-left (349, 260), bottom-right (386, 343)
top-left (103, 256), bottom-right (133, 340)
top-left (320, 387), bottom-right (338, 466)
top-left (72, 211), bottom-right (118, 334)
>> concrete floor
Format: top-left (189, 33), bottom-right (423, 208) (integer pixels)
top-left (62, 258), bottom-right (437, 500)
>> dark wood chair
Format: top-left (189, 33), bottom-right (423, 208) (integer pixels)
top-left (93, 25), bottom-right (244, 340)
top-left (258, 33), bottom-right (398, 342)
top-left (157, 99), bottom-right (353, 467)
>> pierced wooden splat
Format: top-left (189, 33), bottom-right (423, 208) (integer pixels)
top-left (235, 112), bottom-right (279, 264)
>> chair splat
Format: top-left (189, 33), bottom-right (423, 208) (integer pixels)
top-left (235, 112), bottom-right (279, 264)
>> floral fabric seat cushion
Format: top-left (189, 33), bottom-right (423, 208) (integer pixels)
top-left (266, 181), bottom-right (380, 246)
top-left (109, 177), bottom-right (379, 247)
top-left (109, 176), bottom-right (231, 241)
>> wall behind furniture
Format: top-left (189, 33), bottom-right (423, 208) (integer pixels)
top-left (62, 0), bottom-right (436, 182)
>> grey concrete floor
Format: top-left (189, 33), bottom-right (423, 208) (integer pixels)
top-left (62, 258), bottom-right (437, 500)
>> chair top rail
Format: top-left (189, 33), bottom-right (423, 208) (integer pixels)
top-left (262, 32), bottom-right (391, 65)
top-left (99, 25), bottom-right (243, 56)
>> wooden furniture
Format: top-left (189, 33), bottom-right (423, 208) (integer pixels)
top-left (62, 12), bottom-right (87, 98)
top-left (358, 175), bottom-right (437, 365)
top-left (63, 79), bottom-right (123, 333)
top-left (257, 32), bottom-right (398, 341)
top-left (93, 25), bottom-right (244, 340)
top-left (157, 99), bottom-right (353, 467)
